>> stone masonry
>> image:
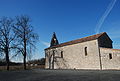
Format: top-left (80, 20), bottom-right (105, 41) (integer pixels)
top-left (45, 32), bottom-right (120, 70)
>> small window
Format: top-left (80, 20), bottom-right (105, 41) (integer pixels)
top-left (61, 51), bottom-right (63, 58)
top-left (85, 47), bottom-right (87, 56)
top-left (109, 53), bottom-right (112, 59)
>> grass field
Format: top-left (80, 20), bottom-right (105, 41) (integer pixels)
top-left (0, 65), bottom-right (45, 71)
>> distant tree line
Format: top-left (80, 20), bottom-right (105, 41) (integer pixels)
top-left (0, 15), bottom-right (39, 70)
top-left (27, 58), bottom-right (45, 65)
top-left (0, 61), bottom-right (22, 66)
top-left (0, 58), bottom-right (45, 66)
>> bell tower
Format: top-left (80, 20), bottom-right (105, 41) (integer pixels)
top-left (50, 32), bottom-right (59, 47)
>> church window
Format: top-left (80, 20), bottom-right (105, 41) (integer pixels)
top-left (109, 53), bottom-right (112, 59)
top-left (85, 47), bottom-right (87, 56)
top-left (61, 51), bottom-right (63, 58)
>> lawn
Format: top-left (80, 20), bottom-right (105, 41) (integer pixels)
top-left (0, 65), bottom-right (45, 71)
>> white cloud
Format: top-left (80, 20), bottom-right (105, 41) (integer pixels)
top-left (106, 29), bottom-right (120, 49)
top-left (95, 0), bottom-right (117, 34)
top-left (106, 29), bottom-right (120, 39)
top-left (113, 44), bottom-right (120, 49)
top-left (41, 41), bottom-right (50, 47)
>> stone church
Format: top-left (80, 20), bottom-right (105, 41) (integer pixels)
top-left (44, 32), bottom-right (120, 70)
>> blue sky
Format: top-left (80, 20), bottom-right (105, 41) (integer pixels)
top-left (0, 0), bottom-right (120, 61)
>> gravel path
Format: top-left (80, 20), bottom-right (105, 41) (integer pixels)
top-left (0, 69), bottom-right (120, 81)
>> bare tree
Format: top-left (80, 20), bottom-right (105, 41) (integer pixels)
top-left (13, 15), bottom-right (38, 70)
top-left (0, 17), bottom-right (16, 70)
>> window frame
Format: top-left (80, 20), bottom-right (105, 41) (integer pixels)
top-left (85, 47), bottom-right (87, 56)
top-left (109, 53), bottom-right (112, 59)
top-left (61, 51), bottom-right (63, 58)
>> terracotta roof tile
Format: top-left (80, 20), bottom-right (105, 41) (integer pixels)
top-left (100, 47), bottom-right (120, 51)
top-left (45, 32), bottom-right (106, 50)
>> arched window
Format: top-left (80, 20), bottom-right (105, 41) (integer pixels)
top-left (61, 51), bottom-right (63, 58)
top-left (109, 53), bottom-right (112, 59)
top-left (85, 47), bottom-right (87, 56)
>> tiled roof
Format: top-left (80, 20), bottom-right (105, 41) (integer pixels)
top-left (45, 32), bottom-right (106, 50)
top-left (100, 47), bottom-right (120, 51)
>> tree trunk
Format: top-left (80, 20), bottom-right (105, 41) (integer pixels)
top-left (23, 54), bottom-right (26, 70)
top-left (23, 41), bottom-right (27, 70)
top-left (23, 37), bottom-right (27, 70)
top-left (23, 26), bottom-right (27, 70)
top-left (6, 48), bottom-right (9, 71)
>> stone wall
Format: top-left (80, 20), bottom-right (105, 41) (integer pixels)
top-left (98, 33), bottom-right (113, 48)
top-left (100, 48), bottom-right (120, 70)
top-left (45, 39), bottom-right (101, 70)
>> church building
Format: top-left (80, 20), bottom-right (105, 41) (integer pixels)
top-left (44, 32), bottom-right (120, 70)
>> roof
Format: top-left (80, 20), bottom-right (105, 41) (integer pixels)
top-left (100, 47), bottom-right (120, 51)
top-left (45, 32), bottom-right (107, 50)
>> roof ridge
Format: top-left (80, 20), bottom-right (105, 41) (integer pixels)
top-left (58, 32), bottom-right (106, 45)
top-left (45, 32), bottom-right (107, 50)
top-left (74, 32), bottom-right (106, 40)
top-left (100, 47), bottom-right (120, 51)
